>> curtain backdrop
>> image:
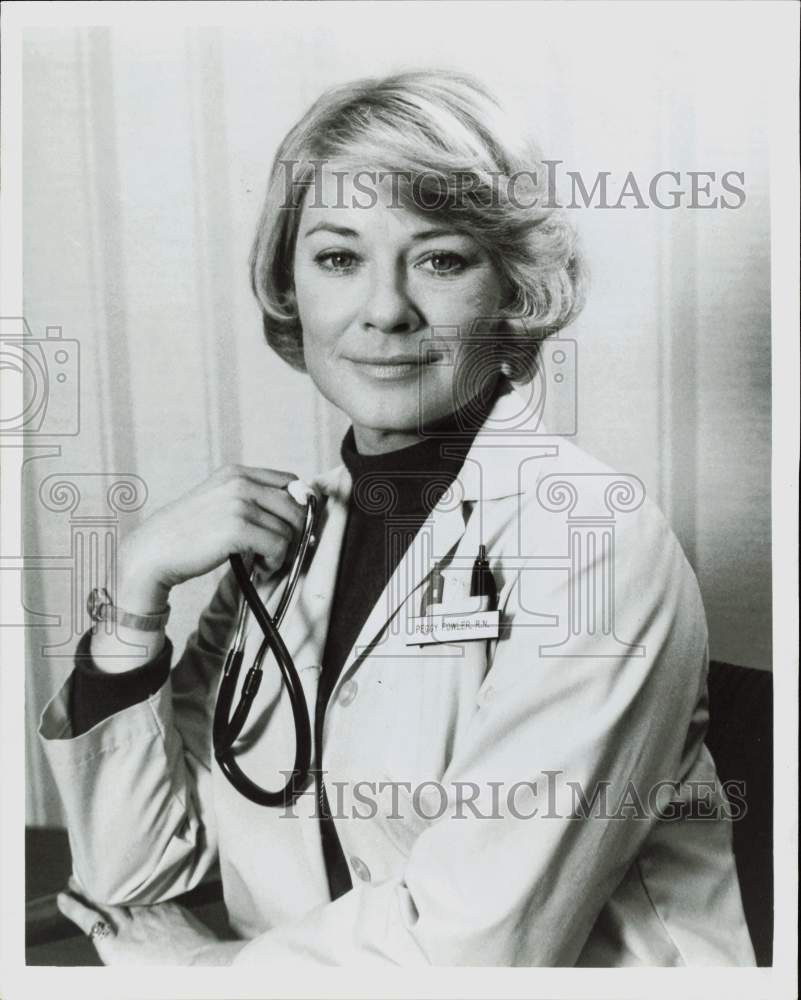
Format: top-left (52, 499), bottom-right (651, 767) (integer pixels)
top-left (21, 10), bottom-right (771, 824)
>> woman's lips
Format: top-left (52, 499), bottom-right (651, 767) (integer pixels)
top-left (348, 360), bottom-right (422, 381)
top-left (344, 352), bottom-right (443, 382)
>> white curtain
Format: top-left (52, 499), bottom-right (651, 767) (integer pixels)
top-left (21, 10), bottom-right (771, 824)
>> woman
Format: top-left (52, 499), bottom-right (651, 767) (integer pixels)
top-left (41, 70), bottom-right (754, 966)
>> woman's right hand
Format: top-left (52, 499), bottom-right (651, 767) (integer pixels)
top-left (116, 464), bottom-right (308, 613)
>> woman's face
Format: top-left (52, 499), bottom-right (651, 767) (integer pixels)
top-left (292, 166), bottom-right (506, 454)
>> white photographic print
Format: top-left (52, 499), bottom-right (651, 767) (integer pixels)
top-left (1, 2), bottom-right (797, 998)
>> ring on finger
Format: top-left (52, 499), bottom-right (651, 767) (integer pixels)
top-left (88, 919), bottom-right (115, 942)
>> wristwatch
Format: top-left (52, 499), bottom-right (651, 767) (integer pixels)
top-left (86, 587), bottom-right (170, 632)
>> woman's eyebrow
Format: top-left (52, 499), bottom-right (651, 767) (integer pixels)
top-left (409, 228), bottom-right (466, 242)
top-left (301, 223), bottom-right (469, 241)
top-left (302, 223), bottom-right (359, 239)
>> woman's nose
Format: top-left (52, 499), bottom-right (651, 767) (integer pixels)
top-left (360, 265), bottom-right (422, 335)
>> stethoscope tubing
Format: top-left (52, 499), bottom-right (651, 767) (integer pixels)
top-left (212, 495), bottom-right (318, 807)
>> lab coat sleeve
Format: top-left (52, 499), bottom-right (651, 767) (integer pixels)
top-left (233, 499), bottom-right (711, 966)
top-left (37, 566), bottom-right (242, 905)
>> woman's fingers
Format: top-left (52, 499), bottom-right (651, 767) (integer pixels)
top-left (224, 480), bottom-right (308, 537)
top-left (234, 521), bottom-right (291, 572)
top-left (113, 462), bottom-right (314, 594)
top-left (56, 890), bottom-right (113, 937)
top-left (241, 505), bottom-right (300, 543)
top-left (218, 464), bottom-right (297, 491)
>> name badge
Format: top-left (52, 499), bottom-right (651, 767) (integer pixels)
top-left (405, 597), bottom-right (500, 646)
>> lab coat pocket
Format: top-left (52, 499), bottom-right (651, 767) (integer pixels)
top-left (473, 576), bottom-right (529, 706)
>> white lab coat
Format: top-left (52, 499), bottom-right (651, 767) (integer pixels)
top-left (39, 387), bottom-right (755, 966)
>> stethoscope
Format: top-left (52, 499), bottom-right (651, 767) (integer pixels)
top-left (212, 483), bottom-right (320, 808)
top-left (211, 480), bottom-right (499, 809)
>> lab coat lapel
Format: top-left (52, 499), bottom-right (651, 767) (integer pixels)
top-left (336, 384), bottom-right (533, 668)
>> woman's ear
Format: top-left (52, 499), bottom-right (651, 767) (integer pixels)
top-left (282, 283), bottom-right (298, 317)
top-left (491, 317), bottom-right (513, 379)
top-left (494, 315), bottom-right (541, 383)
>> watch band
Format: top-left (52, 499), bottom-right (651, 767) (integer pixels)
top-left (86, 587), bottom-right (170, 632)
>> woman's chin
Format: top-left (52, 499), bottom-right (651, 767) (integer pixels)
top-left (347, 403), bottom-right (424, 438)
top-left (316, 375), bottom-right (452, 433)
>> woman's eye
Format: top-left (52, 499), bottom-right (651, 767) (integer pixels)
top-left (419, 252), bottom-right (469, 276)
top-left (315, 250), bottom-right (359, 273)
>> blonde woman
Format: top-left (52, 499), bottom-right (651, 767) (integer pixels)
top-left (42, 71), bottom-right (754, 966)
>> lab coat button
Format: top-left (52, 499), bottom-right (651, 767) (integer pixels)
top-left (338, 680), bottom-right (358, 706)
top-left (350, 855), bottom-right (371, 882)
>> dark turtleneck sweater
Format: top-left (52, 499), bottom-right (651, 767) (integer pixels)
top-left (69, 378), bottom-right (505, 900)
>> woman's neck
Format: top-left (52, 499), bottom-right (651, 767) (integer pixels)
top-left (351, 425), bottom-right (423, 456)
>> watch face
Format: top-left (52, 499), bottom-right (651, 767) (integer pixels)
top-left (87, 587), bottom-right (112, 621)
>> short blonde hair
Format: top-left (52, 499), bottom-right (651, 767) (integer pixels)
top-left (250, 70), bottom-right (586, 374)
